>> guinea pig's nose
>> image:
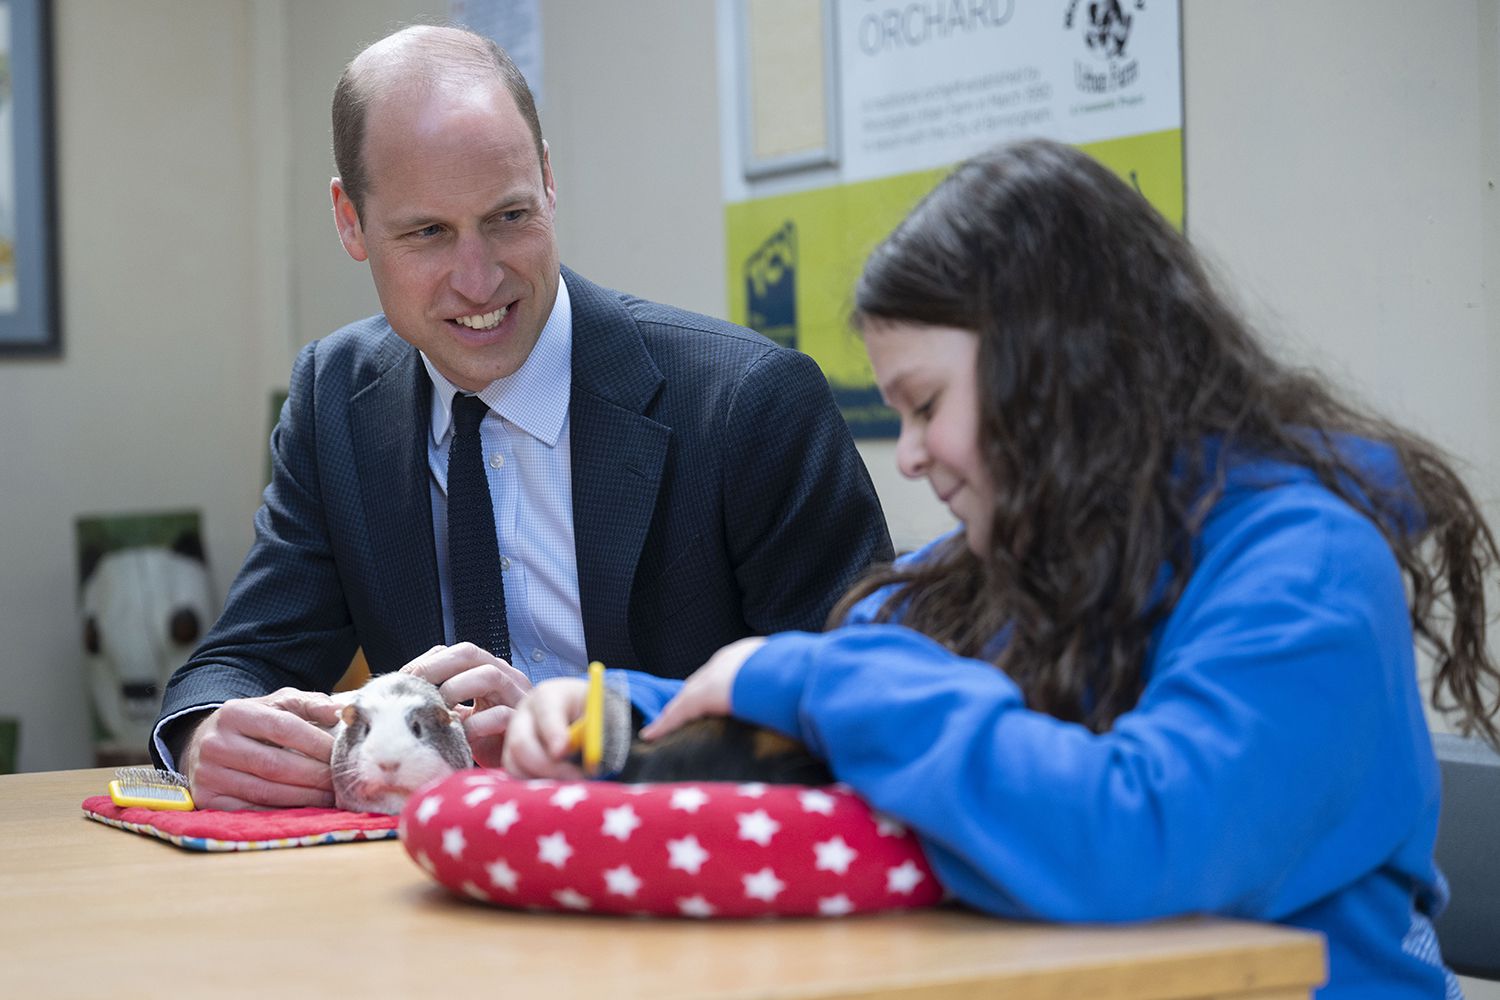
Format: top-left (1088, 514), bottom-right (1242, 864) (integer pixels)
top-left (378, 760), bottom-right (400, 774)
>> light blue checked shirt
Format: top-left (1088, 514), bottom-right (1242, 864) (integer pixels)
top-left (421, 274), bottom-right (587, 683)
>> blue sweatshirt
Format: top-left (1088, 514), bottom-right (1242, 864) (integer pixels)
top-left (628, 445), bottom-right (1462, 999)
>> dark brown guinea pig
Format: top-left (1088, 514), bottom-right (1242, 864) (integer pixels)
top-left (617, 717), bottom-right (833, 785)
top-left (330, 673), bottom-right (473, 814)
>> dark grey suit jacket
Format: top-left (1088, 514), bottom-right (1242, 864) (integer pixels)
top-left (153, 268), bottom-right (891, 761)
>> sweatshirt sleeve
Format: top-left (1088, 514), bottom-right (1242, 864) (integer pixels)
top-left (619, 669), bottom-right (684, 720)
top-left (730, 492), bottom-right (1431, 924)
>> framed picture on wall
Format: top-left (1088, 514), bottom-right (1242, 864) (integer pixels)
top-left (0, 0), bottom-right (59, 356)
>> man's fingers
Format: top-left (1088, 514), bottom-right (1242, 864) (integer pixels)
top-left (190, 756), bottom-right (335, 809)
top-left (216, 700), bottom-right (335, 763)
top-left (463, 704), bottom-right (514, 743)
top-left (190, 755), bottom-right (334, 809)
top-left (181, 691), bottom-right (345, 810)
top-left (196, 728), bottom-right (333, 791)
top-left (264, 687), bottom-right (341, 728)
top-left (402, 642), bottom-right (514, 688)
top-left (438, 662), bottom-right (531, 711)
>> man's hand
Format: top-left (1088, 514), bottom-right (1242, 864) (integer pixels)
top-left (181, 688), bottom-right (341, 810)
top-left (638, 636), bottom-right (767, 742)
top-left (499, 678), bottom-right (589, 780)
top-left (400, 643), bottom-right (532, 767)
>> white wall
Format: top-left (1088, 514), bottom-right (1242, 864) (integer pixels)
top-left (0, 0), bottom-right (267, 771)
top-left (1183, 1), bottom-right (1500, 746)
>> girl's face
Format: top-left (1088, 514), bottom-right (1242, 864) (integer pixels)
top-left (865, 321), bottom-right (995, 556)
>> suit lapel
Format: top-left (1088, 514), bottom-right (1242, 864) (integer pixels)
top-left (565, 269), bottom-right (668, 668)
top-left (349, 330), bottom-right (444, 658)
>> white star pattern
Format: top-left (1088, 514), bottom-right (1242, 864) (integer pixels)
top-left (813, 836), bottom-right (857, 875)
top-left (600, 804), bottom-right (642, 842)
top-left (537, 831), bottom-right (574, 869)
top-left (736, 809), bottom-right (781, 846)
top-left (485, 800), bottom-right (521, 835)
top-left (415, 795), bottom-right (443, 824)
top-left (742, 867), bottom-right (786, 902)
top-left (602, 864), bottom-right (643, 898)
top-left (798, 789), bottom-right (836, 815)
top-left (401, 776), bottom-right (939, 919)
top-left (669, 787), bottom-right (710, 813)
top-left (887, 860), bottom-right (926, 895)
top-left (667, 834), bottom-right (710, 875)
top-left (678, 895), bottom-right (716, 918)
top-left (463, 785), bottom-right (495, 807)
top-left (525, 779), bottom-right (555, 789)
top-left (818, 894), bottom-right (855, 916)
top-left (441, 826), bottom-right (466, 859)
top-left (553, 888), bottom-right (591, 910)
top-left (486, 859), bottom-right (519, 893)
top-left (550, 785), bottom-right (589, 810)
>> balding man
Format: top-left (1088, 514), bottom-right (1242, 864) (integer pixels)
top-left (151, 25), bottom-right (891, 809)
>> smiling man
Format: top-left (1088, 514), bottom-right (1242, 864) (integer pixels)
top-left (151, 25), bottom-right (891, 810)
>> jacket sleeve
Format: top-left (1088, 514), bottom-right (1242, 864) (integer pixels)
top-left (720, 347), bottom-right (893, 634)
top-left (153, 339), bottom-right (360, 760)
top-left (729, 499), bottom-right (1431, 923)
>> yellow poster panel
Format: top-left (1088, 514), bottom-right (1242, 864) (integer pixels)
top-left (726, 129), bottom-right (1183, 437)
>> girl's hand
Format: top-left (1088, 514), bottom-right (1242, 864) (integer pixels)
top-left (639, 637), bottom-right (767, 741)
top-left (500, 678), bottom-right (588, 780)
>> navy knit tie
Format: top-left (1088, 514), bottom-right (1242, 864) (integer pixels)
top-left (448, 393), bottom-right (510, 663)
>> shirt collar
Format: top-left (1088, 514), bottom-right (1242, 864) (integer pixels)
top-left (423, 273), bottom-right (573, 448)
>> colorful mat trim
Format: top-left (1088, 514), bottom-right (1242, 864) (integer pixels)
top-left (81, 795), bottom-right (399, 852)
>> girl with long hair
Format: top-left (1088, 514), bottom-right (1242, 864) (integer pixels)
top-left (505, 138), bottom-right (1499, 999)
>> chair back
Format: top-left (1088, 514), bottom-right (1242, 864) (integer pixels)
top-left (1431, 731), bottom-right (1500, 980)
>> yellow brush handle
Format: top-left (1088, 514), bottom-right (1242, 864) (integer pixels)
top-left (565, 661), bottom-right (606, 776)
top-left (108, 779), bottom-right (195, 811)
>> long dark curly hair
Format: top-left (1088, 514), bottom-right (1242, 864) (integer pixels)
top-left (835, 138), bottom-right (1500, 747)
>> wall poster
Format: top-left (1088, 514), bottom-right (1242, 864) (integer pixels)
top-left (0, 0), bottom-right (59, 355)
top-left (720, 0), bottom-right (1183, 436)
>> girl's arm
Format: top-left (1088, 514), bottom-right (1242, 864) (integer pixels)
top-left (731, 496), bottom-right (1435, 923)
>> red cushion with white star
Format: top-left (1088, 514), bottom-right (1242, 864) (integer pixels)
top-left (399, 770), bottom-right (942, 918)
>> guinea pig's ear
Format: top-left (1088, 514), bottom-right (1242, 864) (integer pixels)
top-left (340, 703), bottom-right (360, 726)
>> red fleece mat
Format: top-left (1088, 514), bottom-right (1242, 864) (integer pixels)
top-left (82, 795), bottom-right (399, 852)
top-left (400, 772), bottom-right (944, 917)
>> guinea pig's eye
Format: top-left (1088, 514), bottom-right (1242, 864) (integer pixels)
top-left (409, 717), bottom-right (424, 739)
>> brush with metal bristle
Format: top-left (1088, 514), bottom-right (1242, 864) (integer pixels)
top-left (564, 661), bottom-right (632, 778)
top-left (109, 766), bottom-right (195, 811)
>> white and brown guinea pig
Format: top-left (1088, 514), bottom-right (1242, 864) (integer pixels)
top-left (330, 673), bottom-right (473, 814)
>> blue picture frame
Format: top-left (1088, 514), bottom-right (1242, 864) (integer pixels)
top-left (0, 0), bottom-right (58, 356)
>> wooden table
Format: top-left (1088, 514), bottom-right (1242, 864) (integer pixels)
top-left (1, 768), bottom-right (1325, 999)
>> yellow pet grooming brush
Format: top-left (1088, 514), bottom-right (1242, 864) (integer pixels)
top-left (109, 766), bottom-right (195, 811)
top-left (565, 661), bottom-right (631, 777)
